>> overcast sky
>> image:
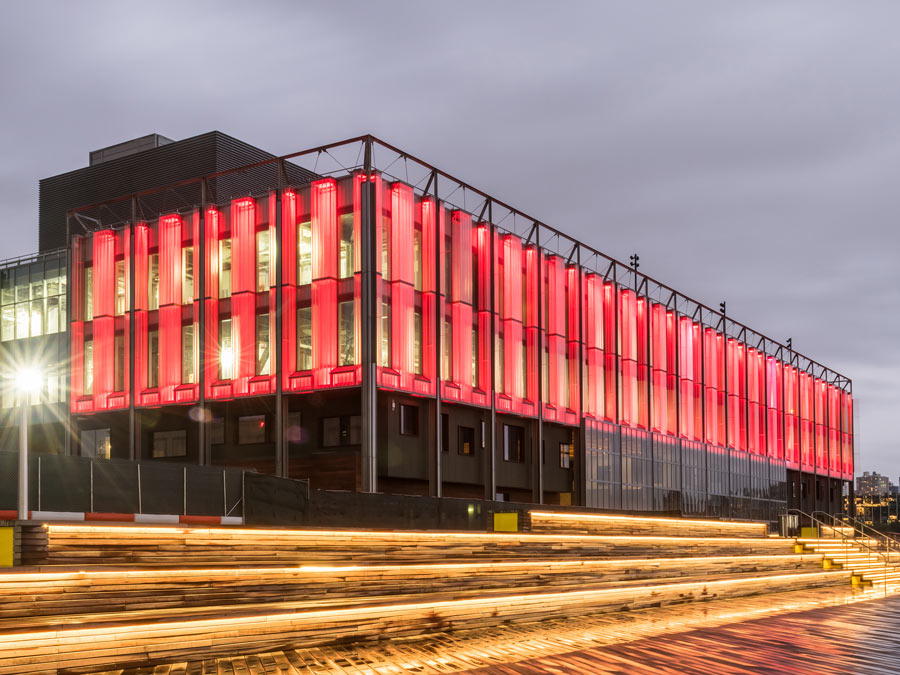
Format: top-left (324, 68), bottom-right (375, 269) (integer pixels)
top-left (0, 2), bottom-right (897, 478)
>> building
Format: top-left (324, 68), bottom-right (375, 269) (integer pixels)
top-left (0, 132), bottom-right (855, 519)
top-left (856, 471), bottom-right (893, 497)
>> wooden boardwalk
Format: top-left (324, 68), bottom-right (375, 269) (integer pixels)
top-left (87, 585), bottom-right (900, 674)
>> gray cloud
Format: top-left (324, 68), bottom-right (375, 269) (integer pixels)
top-left (0, 1), bottom-right (896, 477)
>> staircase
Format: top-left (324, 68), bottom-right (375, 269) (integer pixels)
top-left (0, 514), bottom-right (857, 674)
top-left (794, 515), bottom-right (900, 588)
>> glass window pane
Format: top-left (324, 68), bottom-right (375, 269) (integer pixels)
top-left (298, 222), bottom-right (312, 285)
top-left (182, 246), bottom-right (194, 304)
top-left (339, 300), bottom-right (355, 366)
top-left (84, 267), bottom-right (93, 320)
top-left (219, 239), bottom-right (232, 298)
top-left (256, 231), bottom-right (270, 292)
top-left (182, 324), bottom-right (194, 384)
top-left (115, 260), bottom-right (126, 314)
top-left (1, 306), bottom-right (14, 342)
top-left (297, 306), bottom-right (312, 371)
top-left (219, 318), bottom-right (233, 380)
top-left (30, 299), bottom-right (43, 337)
top-left (148, 330), bottom-right (159, 388)
top-left (256, 313), bottom-right (270, 376)
top-left (84, 340), bottom-right (94, 394)
top-left (148, 254), bottom-right (159, 310)
top-left (340, 214), bottom-right (354, 279)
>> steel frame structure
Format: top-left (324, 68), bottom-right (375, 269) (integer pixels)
top-left (63, 134), bottom-right (854, 499)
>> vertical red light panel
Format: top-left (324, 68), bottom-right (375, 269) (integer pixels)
top-left (203, 208), bottom-right (220, 399)
top-left (92, 230), bottom-right (116, 410)
top-left (584, 274), bottom-right (604, 420)
top-left (281, 189), bottom-right (298, 388)
top-left (635, 297), bottom-right (648, 429)
top-left (619, 289), bottom-right (638, 427)
top-left (726, 339), bottom-right (746, 450)
top-left (703, 328), bottom-right (725, 446)
top-left (501, 235), bottom-right (524, 406)
top-left (390, 183), bottom-right (415, 385)
top-left (784, 365), bottom-right (800, 469)
top-left (231, 198), bottom-right (257, 396)
top-left (828, 384), bottom-right (840, 477)
top-left (765, 357), bottom-right (784, 459)
top-left (544, 255), bottom-right (567, 420)
top-left (814, 377), bottom-right (827, 473)
top-left (650, 304), bottom-right (668, 434)
top-left (565, 265), bottom-right (581, 421)
top-left (474, 224), bottom-right (492, 399)
top-left (677, 316), bottom-right (695, 440)
top-left (311, 180), bottom-right (338, 388)
top-left (603, 283), bottom-right (617, 422)
top-left (133, 223), bottom-right (150, 397)
top-left (419, 196), bottom-right (437, 392)
top-left (842, 393), bottom-right (854, 479)
top-left (799, 370), bottom-right (814, 471)
top-left (523, 245), bottom-right (540, 407)
top-left (746, 348), bottom-right (763, 454)
top-left (447, 210), bottom-right (473, 403)
top-left (158, 215), bottom-right (182, 404)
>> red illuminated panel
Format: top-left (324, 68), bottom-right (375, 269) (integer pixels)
top-left (564, 265), bottom-right (581, 422)
top-left (619, 289), bottom-right (638, 427)
top-left (523, 244), bottom-right (540, 409)
top-left (828, 384), bottom-right (840, 477)
top-left (799, 370), bottom-right (814, 471)
top-left (69, 320), bottom-right (85, 411)
top-left (584, 274), bottom-right (604, 420)
top-left (704, 328), bottom-right (725, 447)
top-left (747, 348), bottom-right (765, 454)
top-left (650, 304), bottom-right (677, 436)
top-left (842, 393), bottom-right (854, 479)
top-left (677, 316), bottom-right (696, 440)
top-left (311, 180), bottom-right (338, 387)
top-left (783, 365), bottom-right (800, 469)
top-left (766, 357), bottom-right (784, 460)
top-left (603, 283), bottom-right (617, 422)
top-left (157, 215), bottom-right (182, 404)
top-left (474, 224), bottom-right (492, 400)
top-left (390, 183), bottom-right (415, 383)
top-left (203, 208), bottom-right (221, 399)
top-left (814, 378), bottom-right (827, 473)
top-left (499, 234), bottom-right (524, 410)
top-left (726, 339), bottom-right (746, 450)
top-left (443, 210), bottom-right (474, 403)
top-left (133, 223), bottom-right (150, 398)
top-left (281, 189), bottom-right (298, 388)
top-left (419, 196), bottom-right (437, 391)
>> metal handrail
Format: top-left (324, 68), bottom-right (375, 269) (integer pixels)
top-left (789, 509), bottom-right (892, 593)
top-left (836, 512), bottom-right (900, 561)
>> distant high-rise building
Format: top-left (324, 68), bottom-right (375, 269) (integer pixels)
top-left (856, 471), bottom-right (893, 497)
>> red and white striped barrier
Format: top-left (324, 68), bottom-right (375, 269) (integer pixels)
top-left (0, 510), bottom-right (243, 525)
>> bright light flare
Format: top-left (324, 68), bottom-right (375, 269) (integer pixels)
top-left (15, 366), bottom-right (44, 395)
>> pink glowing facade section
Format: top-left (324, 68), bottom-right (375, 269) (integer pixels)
top-left (69, 170), bottom-right (853, 479)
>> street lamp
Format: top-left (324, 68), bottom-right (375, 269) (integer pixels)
top-left (15, 366), bottom-right (42, 521)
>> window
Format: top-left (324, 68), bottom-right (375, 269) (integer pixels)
top-left (413, 310), bottom-right (423, 375)
top-left (219, 318), bottom-right (233, 380)
top-left (297, 305), bottom-right (312, 370)
top-left (84, 266), bottom-right (93, 320)
top-left (256, 230), bottom-right (270, 291)
top-left (81, 429), bottom-right (110, 459)
top-left (182, 247), bottom-right (194, 303)
top-left (148, 330), bottom-right (159, 388)
top-left (413, 228), bottom-right (423, 291)
top-left (441, 413), bottom-right (449, 453)
top-left (504, 424), bottom-right (525, 462)
top-left (209, 417), bottom-right (225, 445)
top-left (16, 302), bottom-right (27, 339)
top-left (400, 404), bottom-right (419, 436)
top-left (29, 299), bottom-right (42, 336)
top-left (339, 214), bottom-right (354, 279)
top-left (380, 302), bottom-right (390, 367)
top-left (298, 221), bottom-right (312, 285)
top-left (1, 305), bottom-right (14, 341)
top-left (256, 313), bottom-right (270, 376)
top-left (339, 300), bottom-right (355, 366)
top-left (115, 260), bottom-right (126, 314)
top-left (114, 334), bottom-right (124, 392)
top-left (481, 420), bottom-right (487, 449)
top-left (322, 415), bottom-right (362, 447)
top-left (441, 319), bottom-right (451, 380)
top-left (459, 426), bottom-right (475, 456)
top-left (148, 254), bottom-right (159, 310)
top-left (182, 324), bottom-right (194, 384)
top-left (238, 415), bottom-right (266, 444)
top-left (84, 340), bottom-right (94, 395)
top-left (559, 442), bottom-right (573, 469)
top-left (472, 329), bottom-right (479, 387)
top-left (153, 430), bottom-right (187, 458)
top-left (219, 238), bottom-right (232, 298)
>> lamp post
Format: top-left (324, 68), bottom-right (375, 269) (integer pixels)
top-left (15, 367), bottom-right (42, 521)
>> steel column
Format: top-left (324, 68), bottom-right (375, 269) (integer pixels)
top-left (360, 138), bottom-right (378, 492)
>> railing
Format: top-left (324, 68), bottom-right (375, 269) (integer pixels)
top-left (835, 512), bottom-right (900, 562)
top-left (790, 509), bottom-right (891, 595)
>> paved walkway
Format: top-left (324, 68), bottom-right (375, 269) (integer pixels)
top-left (90, 586), bottom-right (899, 674)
